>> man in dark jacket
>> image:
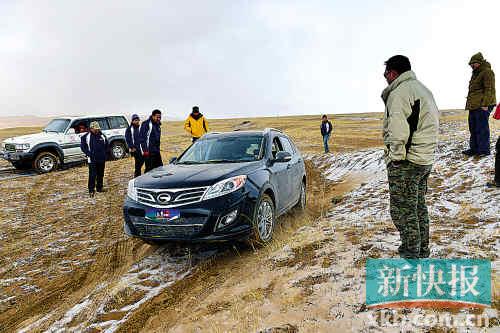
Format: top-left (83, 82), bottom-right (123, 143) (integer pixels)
top-left (125, 114), bottom-right (144, 177)
top-left (140, 109), bottom-right (163, 172)
top-left (320, 114), bottom-right (333, 153)
top-left (463, 52), bottom-right (496, 157)
top-left (81, 121), bottom-right (108, 197)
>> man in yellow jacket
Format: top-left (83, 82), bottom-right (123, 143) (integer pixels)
top-left (184, 106), bottom-right (209, 142)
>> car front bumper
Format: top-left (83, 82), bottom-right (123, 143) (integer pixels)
top-left (0, 151), bottom-right (34, 162)
top-left (123, 188), bottom-right (258, 242)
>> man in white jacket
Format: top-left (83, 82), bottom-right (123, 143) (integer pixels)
top-left (381, 55), bottom-right (439, 259)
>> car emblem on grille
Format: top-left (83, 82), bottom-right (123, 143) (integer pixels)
top-left (157, 193), bottom-right (172, 203)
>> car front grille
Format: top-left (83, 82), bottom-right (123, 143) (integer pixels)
top-left (134, 224), bottom-right (203, 238)
top-left (4, 144), bottom-right (15, 152)
top-left (136, 186), bottom-right (209, 207)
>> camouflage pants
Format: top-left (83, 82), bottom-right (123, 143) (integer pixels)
top-left (387, 161), bottom-right (432, 259)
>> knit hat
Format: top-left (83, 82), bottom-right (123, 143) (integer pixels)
top-left (89, 121), bottom-right (101, 130)
top-left (192, 106), bottom-right (200, 113)
top-left (469, 52), bottom-right (485, 65)
top-left (131, 114), bottom-right (140, 121)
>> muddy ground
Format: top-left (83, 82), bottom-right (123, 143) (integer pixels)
top-left (0, 112), bottom-right (498, 332)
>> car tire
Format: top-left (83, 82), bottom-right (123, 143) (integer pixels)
top-left (33, 151), bottom-right (59, 173)
top-left (294, 181), bottom-right (307, 212)
top-left (250, 193), bottom-right (276, 246)
top-left (110, 141), bottom-right (126, 160)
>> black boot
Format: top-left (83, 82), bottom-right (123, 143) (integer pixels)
top-left (462, 149), bottom-right (475, 156)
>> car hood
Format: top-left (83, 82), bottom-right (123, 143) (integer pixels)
top-left (3, 132), bottom-right (61, 144)
top-left (134, 161), bottom-right (262, 189)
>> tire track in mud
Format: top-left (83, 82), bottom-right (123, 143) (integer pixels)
top-left (0, 161), bottom-right (147, 332)
top-left (5, 161), bottom-right (218, 332)
top-left (17, 243), bottom-right (222, 333)
top-left (0, 166), bottom-right (37, 181)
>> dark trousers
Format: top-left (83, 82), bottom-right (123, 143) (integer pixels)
top-left (132, 152), bottom-right (144, 177)
top-left (496, 137), bottom-right (500, 184)
top-left (388, 161), bottom-right (432, 259)
top-left (89, 162), bottom-right (105, 193)
top-left (145, 153), bottom-right (163, 172)
top-left (468, 107), bottom-right (492, 154)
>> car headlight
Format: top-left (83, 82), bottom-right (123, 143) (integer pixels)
top-left (203, 175), bottom-right (247, 201)
top-left (15, 143), bottom-right (30, 151)
top-left (127, 180), bottom-right (138, 201)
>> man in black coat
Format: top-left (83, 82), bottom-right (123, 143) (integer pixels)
top-left (139, 109), bottom-right (163, 172)
top-left (125, 114), bottom-right (144, 177)
top-left (320, 114), bottom-right (333, 153)
top-left (81, 121), bottom-right (108, 197)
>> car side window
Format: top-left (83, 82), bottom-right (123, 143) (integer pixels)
top-left (280, 136), bottom-right (295, 155)
top-left (70, 120), bottom-right (89, 134)
top-left (271, 137), bottom-right (284, 158)
top-left (89, 118), bottom-right (110, 131)
top-left (108, 116), bottom-right (128, 129)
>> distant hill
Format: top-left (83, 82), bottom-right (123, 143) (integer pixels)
top-left (0, 114), bottom-right (182, 129)
top-left (0, 116), bottom-right (54, 129)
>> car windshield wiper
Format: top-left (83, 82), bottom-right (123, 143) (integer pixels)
top-left (205, 159), bottom-right (245, 163)
top-left (176, 161), bottom-right (204, 165)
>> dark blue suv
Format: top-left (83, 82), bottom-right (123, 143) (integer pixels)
top-left (123, 128), bottom-right (306, 245)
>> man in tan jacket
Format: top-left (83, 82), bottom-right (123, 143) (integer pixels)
top-left (381, 55), bottom-right (439, 258)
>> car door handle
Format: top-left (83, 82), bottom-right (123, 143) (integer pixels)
top-left (286, 164), bottom-right (291, 169)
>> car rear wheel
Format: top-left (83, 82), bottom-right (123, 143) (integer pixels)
top-left (110, 141), bottom-right (126, 160)
top-left (250, 194), bottom-right (275, 246)
top-left (33, 151), bottom-right (58, 173)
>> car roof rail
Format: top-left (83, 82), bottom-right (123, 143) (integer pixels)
top-left (264, 127), bottom-right (282, 133)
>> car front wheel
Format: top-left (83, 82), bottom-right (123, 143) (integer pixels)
top-left (250, 194), bottom-right (275, 246)
top-left (34, 151), bottom-right (59, 173)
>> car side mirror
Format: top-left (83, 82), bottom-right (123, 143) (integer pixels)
top-left (274, 151), bottom-right (292, 163)
top-left (169, 156), bottom-right (177, 164)
top-left (66, 128), bottom-right (76, 135)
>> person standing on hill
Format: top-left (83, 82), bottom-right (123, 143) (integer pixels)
top-left (81, 121), bottom-right (108, 197)
top-left (463, 52), bottom-right (496, 157)
top-left (184, 106), bottom-right (209, 142)
top-left (140, 109), bottom-right (163, 172)
top-left (125, 114), bottom-right (144, 177)
top-left (320, 114), bottom-right (333, 153)
top-left (381, 55), bottom-right (439, 259)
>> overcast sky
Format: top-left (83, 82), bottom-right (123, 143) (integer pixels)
top-left (0, 0), bottom-right (498, 120)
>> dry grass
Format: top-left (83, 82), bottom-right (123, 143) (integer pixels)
top-left (2, 109), bottom-right (495, 333)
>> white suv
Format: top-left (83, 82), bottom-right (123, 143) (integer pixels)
top-left (0, 114), bottom-right (130, 173)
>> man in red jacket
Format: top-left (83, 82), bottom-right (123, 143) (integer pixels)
top-left (487, 105), bottom-right (500, 187)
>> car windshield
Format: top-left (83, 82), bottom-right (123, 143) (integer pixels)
top-left (177, 135), bottom-right (264, 164)
top-left (44, 119), bottom-right (70, 133)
